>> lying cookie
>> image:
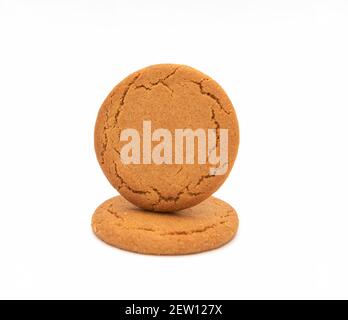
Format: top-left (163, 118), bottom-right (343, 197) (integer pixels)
top-left (95, 64), bottom-right (239, 211)
top-left (92, 195), bottom-right (238, 255)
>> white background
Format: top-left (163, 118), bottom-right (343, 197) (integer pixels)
top-left (0, 0), bottom-right (348, 299)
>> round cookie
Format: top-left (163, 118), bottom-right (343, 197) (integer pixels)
top-left (92, 195), bottom-right (238, 255)
top-left (95, 64), bottom-right (239, 211)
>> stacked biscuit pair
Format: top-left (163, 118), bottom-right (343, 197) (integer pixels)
top-left (92, 64), bottom-right (239, 255)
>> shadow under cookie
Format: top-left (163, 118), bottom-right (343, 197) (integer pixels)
top-left (92, 195), bottom-right (238, 255)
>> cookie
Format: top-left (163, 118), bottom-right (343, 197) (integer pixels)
top-left (92, 195), bottom-right (238, 255)
top-left (95, 64), bottom-right (239, 211)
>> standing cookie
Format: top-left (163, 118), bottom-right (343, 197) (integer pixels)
top-left (95, 64), bottom-right (239, 211)
top-left (92, 195), bottom-right (239, 255)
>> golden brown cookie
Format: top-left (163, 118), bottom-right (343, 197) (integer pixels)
top-left (92, 195), bottom-right (238, 255)
top-left (95, 64), bottom-right (239, 211)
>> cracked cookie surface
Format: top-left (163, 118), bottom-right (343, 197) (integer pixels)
top-left (95, 64), bottom-right (239, 211)
top-left (92, 195), bottom-right (239, 255)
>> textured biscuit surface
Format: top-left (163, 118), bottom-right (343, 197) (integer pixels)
top-left (92, 195), bottom-right (238, 255)
top-left (95, 64), bottom-right (239, 211)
